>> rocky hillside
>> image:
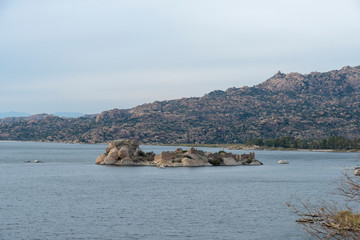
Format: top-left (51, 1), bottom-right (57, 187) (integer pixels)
top-left (1, 65), bottom-right (360, 144)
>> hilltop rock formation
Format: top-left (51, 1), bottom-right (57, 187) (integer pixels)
top-left (1, 65), bottom-right (360, 143)
top-left (96, 140), bottom-right (262, 167)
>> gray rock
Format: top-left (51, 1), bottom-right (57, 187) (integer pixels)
top-left (103, 148), bottom-right (119, 164)
top-left (118, 146), bottom-right (131, 159)
top-left (222, 157), bottom-right (238, 166)
top-left (96, 140), bottom-right (153, 166)
top-left (249, 160), bottom-right (263, 166)
top-left (95, 153), bottom-right (105, 164)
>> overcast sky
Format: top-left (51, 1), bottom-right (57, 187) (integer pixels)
top-left (0, 0), bottom-right (359, 114)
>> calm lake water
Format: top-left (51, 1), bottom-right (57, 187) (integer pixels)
top-left (0, 142), bottom-right (359, 240)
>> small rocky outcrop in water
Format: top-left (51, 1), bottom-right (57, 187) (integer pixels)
top-left (154, 147), bottom-right (262, 167)
top-left (96, 140), bottom-right (263, 167)
top-left (95, 139), bottom-right (155, 166)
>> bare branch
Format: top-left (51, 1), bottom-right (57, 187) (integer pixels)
top-left (289, 170), bottom-right (360, 239)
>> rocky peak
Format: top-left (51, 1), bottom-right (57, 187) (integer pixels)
top-left (340, 65), bottom-right (351, 71)
top-left (274, 70), bottom-right (286, 78)
top-left (259, 71), bottom-right (306, 92)
top-left (95, 109), bottom-right (130, 123)
top-left (259, 65), bottom-right (360, 93)
top-left (205, 90), bottom-right (225, 98)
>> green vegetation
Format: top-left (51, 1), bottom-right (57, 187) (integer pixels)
top-left (208, 158), bottom-right (222, 166)
top-left (246, 136), bottom-right (360, 151)
top-left (244, 158), bottom-right (253, 164)
top-left (335, 210), bottom-right (360, 230)
top-left (137, 150), bottom-right (146, 157)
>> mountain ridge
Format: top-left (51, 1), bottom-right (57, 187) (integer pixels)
top-left (1, 65), bottom-right (360, 144)
top-left (0, 112), bottom-right (86, 120)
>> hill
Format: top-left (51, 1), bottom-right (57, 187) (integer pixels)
top-left (1, 65), bottom-right (360, 144)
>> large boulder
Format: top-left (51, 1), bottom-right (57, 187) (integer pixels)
top-left (181, 155), bottom-right (209, 167)
top-left (95, 139), bottom-right (153, 166)
top-left (117, 157), bottom-right (135, 166)
top-left (181, 157), bottom-right (198, 166)
top-left (222, 157), bottom-right (238, 166)
top-left (95, 153), bottom-right (106, 164)
top-left (154, 152), bottom-right (177, 166)
top-left (249, 160), bottom-right (263, 166)
top-left (103, 148), bottom-right (119, 165)
top-left (184, 153), bottom-right (200, 162)
top-left (118, 146), bottom-right (131, 159)
top-left (107, 139), bottom-right (138, 150)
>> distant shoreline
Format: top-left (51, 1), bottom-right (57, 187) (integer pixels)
top-left (0, 140), bottom-right (359, 153)
top-left (160, 143), bottom-right (360, 153)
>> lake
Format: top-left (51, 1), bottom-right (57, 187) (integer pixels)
top-left (0, 142), bottom-right (359, 240)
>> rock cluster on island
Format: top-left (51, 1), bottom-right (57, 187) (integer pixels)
top-left (95, 139), bottom-right (155, 166)
top-left (95, 140), bottom-right (263, 167)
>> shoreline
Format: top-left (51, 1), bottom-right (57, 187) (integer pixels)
top-left (1, 140), bottom-right (359, 153)
top-left (153, 143), bottom-right (360, 153)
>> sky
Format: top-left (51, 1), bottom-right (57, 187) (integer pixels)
top-left (0, 0), bottom-right (359, 114)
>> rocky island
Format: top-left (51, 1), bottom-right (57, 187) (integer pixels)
top-left (95, 140), bottom-right (263, 168)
